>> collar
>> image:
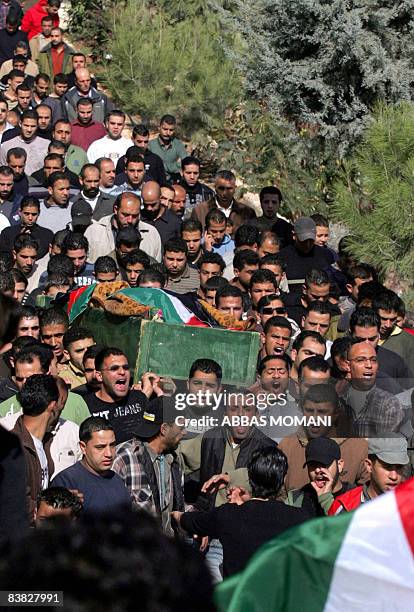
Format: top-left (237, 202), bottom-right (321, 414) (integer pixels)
top-left (68, 361), bottom-right (84, 378)
top-left (72, 119), bottom-right (97, 128)
top-left (169, 264), bottom-right (191, 282)
top-left (157, 136), bottom-right (173, 149)
top-left (144, 442), bottom-right (174, 464)
top-left (43, 198), bottom-right (69, 209)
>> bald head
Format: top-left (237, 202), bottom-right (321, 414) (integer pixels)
top-left (171, 184), bottom-right (186, 217)
top-left (142, 181), bottom-right (162, 220)
top-left (75, 68), bottom-right (92, 94)
top-left (114, 192), bottom-right (141, 228)
top-left (142, 181), bottom-right (161, 201)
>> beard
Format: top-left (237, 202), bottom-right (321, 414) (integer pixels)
top-left (83, 187), bottom-right (100, 199)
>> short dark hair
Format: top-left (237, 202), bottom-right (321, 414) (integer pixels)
top-left (106, 109), bottom-right (126, 122)
top-left (160, 114), bottom-right (176, 125)
top-left (372, 290), bottom-right (400, 314)
top-left (82, 343), bottom-right (105, 365)
top-left (350, 307), bottom-right (381, 333)
top-left (80, 163), bottom-right (98, 179)
top-left (305, 301), bottom-right (332, 317)
top-left (17, 374), bottom-right (59, 417)
top-left (39, 308), bottom-right (69, 330)
top-left (37, 487), bottom-right (82, 518)
top-left (181, 156), bottom-right (200, 170)
top-left (215, 169), bottom-right (235, 182)
top-left (310, 213), bottom-right (329, 227)
top-left (205, 209), bottom-right (226, 227)
top-left (46, 253), bottom-right (74, 278)
top-left (124, 250), bottom-right (150, 268)
top-left (76, 97), bottom-right (93, 108)
top-left (215, 284), bottom-right (243, 306)
top-left (259, 254), bottom-right (286, 270)
top-left (0, 165), bottom-right (14, 178)
top-left (197, 252), bottom-right (225, 272)
top-left (13, 233), bottom-right (39, 254)
top-left (257, 294), bottom-right (286, 313)
top-left (16, 83), bottom-right (34, 95)
top-left (234, 225), bottom-right (259, 249)
top-left (43, 153), bottom-right (64, 167)
top-left (345, 263), bottom-right (376, 285)
top-left (94, 256), bottom-right (118, 275)
top-left (95, 347), bottom-right (126, 372)
top-left (249, 269), bottom-right (277, 291)
top-left (44, 274), bottom-right (70, 292)
top-left (205, 276), bottom-right (228, 291)
top-left (79, 416), bottom-right (114, 443)
top-left (357, 280), bottom-right (387, 305)
top-left (11, 268), bottom-right (28, 288)
top-left (115, 227), bottom-right (141, 249)
top-left (263, 315), bottom-right (292, 335)
top-left (292, 330), bottom-right (326, 352)
top-left (163, 237), bottom-right (187, 256)
top-left (63, 326), bottom-right (94, 350)
top-left (258, 353), bottom-right (291, 375)
top-left (305, 268), bottom-right (330, 287)
top-left (138, 268), bottom-right (166, 287)
top-left (7, 147), bottom-right (27, 162)
top-left (233, 249), bottom-right (260, 272)
top-left (15, 345), bottom-right (53, 373)
top-left (189, 358), bottom-right (222, 381)
top-left (247, 446), bottom-right (288, 499)
top-left (301, 383), bottom-right (338, 409)
top-left (298, 355), bottom-right (330, 379)
top-left (54, 73), bottom-right (68, 85)
top-left (259, 186), bottom-right (282, 202)
top-left (48, 171), bottom-right (69, 188)
top-left (19, 195), bottom-right (39, 210)
top-left (21, 109), bottom-right (39, 122)
top-left (0, 270), bottom-right (15, 293)
top-left (35, 73), bottom-right (51, 84)
top-left (125, 152), bottom-right (144, 166)
top-left (180, 219), bottom-right (202, 236)
top-left (62, 232), bottom-right (88, 254)
top-left (132, 124), bottom-right (149, 137)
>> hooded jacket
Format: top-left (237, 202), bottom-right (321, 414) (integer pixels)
top-left (21, 0), bottom-right (59, 40)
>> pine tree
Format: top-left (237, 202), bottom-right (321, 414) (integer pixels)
top-left (332, 102), bottom-right (414, 304)
top-left (103, 0), bottom-right (240, 135)
top-left (231, 0), bottom-right (414, 157)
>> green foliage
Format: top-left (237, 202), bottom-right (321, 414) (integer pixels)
top-left (67, 0), bottom-right (115, 55)
top-left (332, 102), bottom-right (414, 301)
top-left (231, 0), bottom-right (414, 157)
top-left (103, 1), bottom-right (240, 135)
top-left (192, 101), bottom-right (338, 217)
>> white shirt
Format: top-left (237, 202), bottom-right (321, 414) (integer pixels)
top-left (87, 135), bottom-right (131, 163)
top-left (81, 192), bottom-right (100, 211)
top-left (0, 212), bottom-right (10, 233)
top-left (31, 433), bottom-right (49, 490)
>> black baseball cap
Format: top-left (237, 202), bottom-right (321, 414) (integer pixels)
top-left (303, 437), bottom-right (340, 467)
top-left (71, 200), bottom-right (93, 227)
top-left (133, 398), bottom-right (164, 439)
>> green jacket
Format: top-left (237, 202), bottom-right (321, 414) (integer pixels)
top-left (0, 391), bottom-right (90, 426)
top-left (66, 144), bottom-right (88, 176)
top-left (37, 43), bottom-right (73, 81)
top-left (286, 487), bottom-right (334, 514)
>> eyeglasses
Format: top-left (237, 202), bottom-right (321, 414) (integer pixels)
top-left (101, 364), bottom-right (130, 372)
top-left (261, 307), bottom-right (286, 315)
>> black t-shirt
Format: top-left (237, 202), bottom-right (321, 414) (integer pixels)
top-left (84, 390), bottom-right (148, 443)
top-left (298, 482), bottom-right (354, 517)
top-left (279, 244), bottom-right (334, 292)
top-left (181, 499), bottom-right (309, 577)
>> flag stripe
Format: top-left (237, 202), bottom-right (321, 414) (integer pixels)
top-left (396, 478), bottom-right (414, 557)
top-left (324, 483), bottom-right (414, 611)
top-left (215, 512), bottom-right (352, 612)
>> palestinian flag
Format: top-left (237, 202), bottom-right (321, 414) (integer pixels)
top-left (67, 284), bottom-right (97, 324)
top-left (118, 288), bottom-right (212, 326)
top-left (215, 477), bottom-right (414, 612)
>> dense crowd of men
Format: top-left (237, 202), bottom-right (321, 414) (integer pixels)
top-left (0, 0), bottom-right (413, 594)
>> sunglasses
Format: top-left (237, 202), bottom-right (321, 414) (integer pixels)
top-left (261, 307), bottom-right (286, 315)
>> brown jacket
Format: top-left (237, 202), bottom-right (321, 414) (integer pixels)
top-left (190, 198), bottom-right (256, 236)
top-left (279, 430), bottom-right (369, 492)
top-left (11, 416), bottom-right (54, 523)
